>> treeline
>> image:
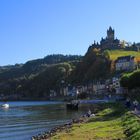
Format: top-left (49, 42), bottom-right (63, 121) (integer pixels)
top-left (0, 54), bottom-right (82, 82)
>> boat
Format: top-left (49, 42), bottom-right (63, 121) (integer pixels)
top-left (66, 100), bottom-right (79, 110)
top-left (66, 103), bottom-right (79, 110)
top-left (1, 103), bottom-right (9, 108)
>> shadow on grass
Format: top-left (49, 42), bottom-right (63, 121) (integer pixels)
top-left (122, 111), bottom-right (140, 139)
top-left (88, 102), bottom-right (128, 122)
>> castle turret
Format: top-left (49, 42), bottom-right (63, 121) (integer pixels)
top-left (92, 27), bottom-right (120, 50)
top-left (107, 26), bottom-right (114, 40)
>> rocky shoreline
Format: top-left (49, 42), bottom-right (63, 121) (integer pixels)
top-left (31, 115), bottom-right (91, 140)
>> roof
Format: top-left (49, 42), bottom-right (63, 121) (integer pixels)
top-left (115, 55), bottom-right (135, 63)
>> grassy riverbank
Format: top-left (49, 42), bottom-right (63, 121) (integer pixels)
top-left (50, 103), bottom-right (140, 140)
top-left (51, 103), bottom-right (126, 140)
top-left (122, 111), bottom-right (140, 140)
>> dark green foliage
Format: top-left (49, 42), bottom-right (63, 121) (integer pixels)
top-left (0, 54), bottom-right (82, 82)
top-left (0, 55), bottom-right (81, 98)
top-left (21, 63), bottom-right (73, 98)
top-left (120, 74), bottom-right (130, 88)
top-left (71, 48), bottom-right (111, 83)
top-left (120, 70), bottom-right (140, 89)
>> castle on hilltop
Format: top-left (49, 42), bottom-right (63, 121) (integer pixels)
top-left (90, 26), bottom-right (121, 50)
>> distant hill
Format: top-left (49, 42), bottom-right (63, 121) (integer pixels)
top-left (0, 54), bottom-right (82, 82)
top-left (0, 54), bottom-right (82, 99)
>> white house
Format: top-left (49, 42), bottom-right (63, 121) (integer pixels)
top-left (115, 55), bottom-right (135, 71)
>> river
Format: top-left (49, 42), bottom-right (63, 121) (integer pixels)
top-left (0, 101), bottom-right (90, 140)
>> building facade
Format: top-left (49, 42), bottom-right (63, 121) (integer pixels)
top-left (115, 55), bottom-right (135, 71)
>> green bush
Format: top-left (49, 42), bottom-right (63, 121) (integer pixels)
top-left (120, 70), bottom-right (140, 89)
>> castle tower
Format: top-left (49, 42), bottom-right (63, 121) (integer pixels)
top-left (107, 26), bottom-right (114, 40)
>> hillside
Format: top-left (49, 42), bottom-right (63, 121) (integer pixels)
top-left (106, 50), bottom-right (140, 61)
top-left (0, 54), bottom-right (82, 99)
top-left (1, 49), bottom-right (140, 100)
top-left (70, 48), bottom-right (111, 84)
top-left (0, 54), bottom-right (82, 81)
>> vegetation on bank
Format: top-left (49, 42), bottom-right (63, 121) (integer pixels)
top-left (122, 112), bottom-right (140, 140)
top-left (51, 103), bottom-right (126, 140)
top-left (50, 103), bottom-right (140, 140)
top-left (105, 50), bottom-right (140, 61)
top-left (120, 69), bottom-right (140, 90)
top-left (120, 70), bottom-right (140, 100)
top-left (31, 102), bottom-right (140, 140)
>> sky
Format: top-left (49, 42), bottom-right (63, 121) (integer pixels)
top-left (0, 0), bottom-right (140, 66)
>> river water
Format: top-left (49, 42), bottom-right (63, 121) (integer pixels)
top-left (0, 101), bottom-right (90, 140)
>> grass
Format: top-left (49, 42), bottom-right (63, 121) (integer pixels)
top-left (50, 103), bottom-right (140, 140)
top-left (122, 112), bottom-right (140, 140)
top-left (51, 103), bottom-right (127, 140)
top-left (106, 50), bottom-right (140, 61)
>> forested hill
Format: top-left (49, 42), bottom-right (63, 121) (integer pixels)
top-left (0, 54), bottom-right (82, 70)
top-left (0, 54), bottom-right (82, 99)
top-left (24, 54), bottom-right (82, 67)
top-left (0, 54), bottom-right (82, 81)
top-left (1, 48), bottom-right (140, 100)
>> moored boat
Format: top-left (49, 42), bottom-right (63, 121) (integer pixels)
top-left (1, 103), bottom-right (9, 108)
top-left (66, 100), bottom-right (79, 110)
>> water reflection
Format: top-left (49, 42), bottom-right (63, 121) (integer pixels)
top-left (0, 101), bottom-right (89, 140)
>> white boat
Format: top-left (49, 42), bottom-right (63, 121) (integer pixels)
top-left (1, 103), bottom-right (9, 108)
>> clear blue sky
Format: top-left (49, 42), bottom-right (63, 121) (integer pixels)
top-left (0, 0), bottom-right (140, 66)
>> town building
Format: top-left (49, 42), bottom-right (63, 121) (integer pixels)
top-left (115, 55), bottom-right (135, 71)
